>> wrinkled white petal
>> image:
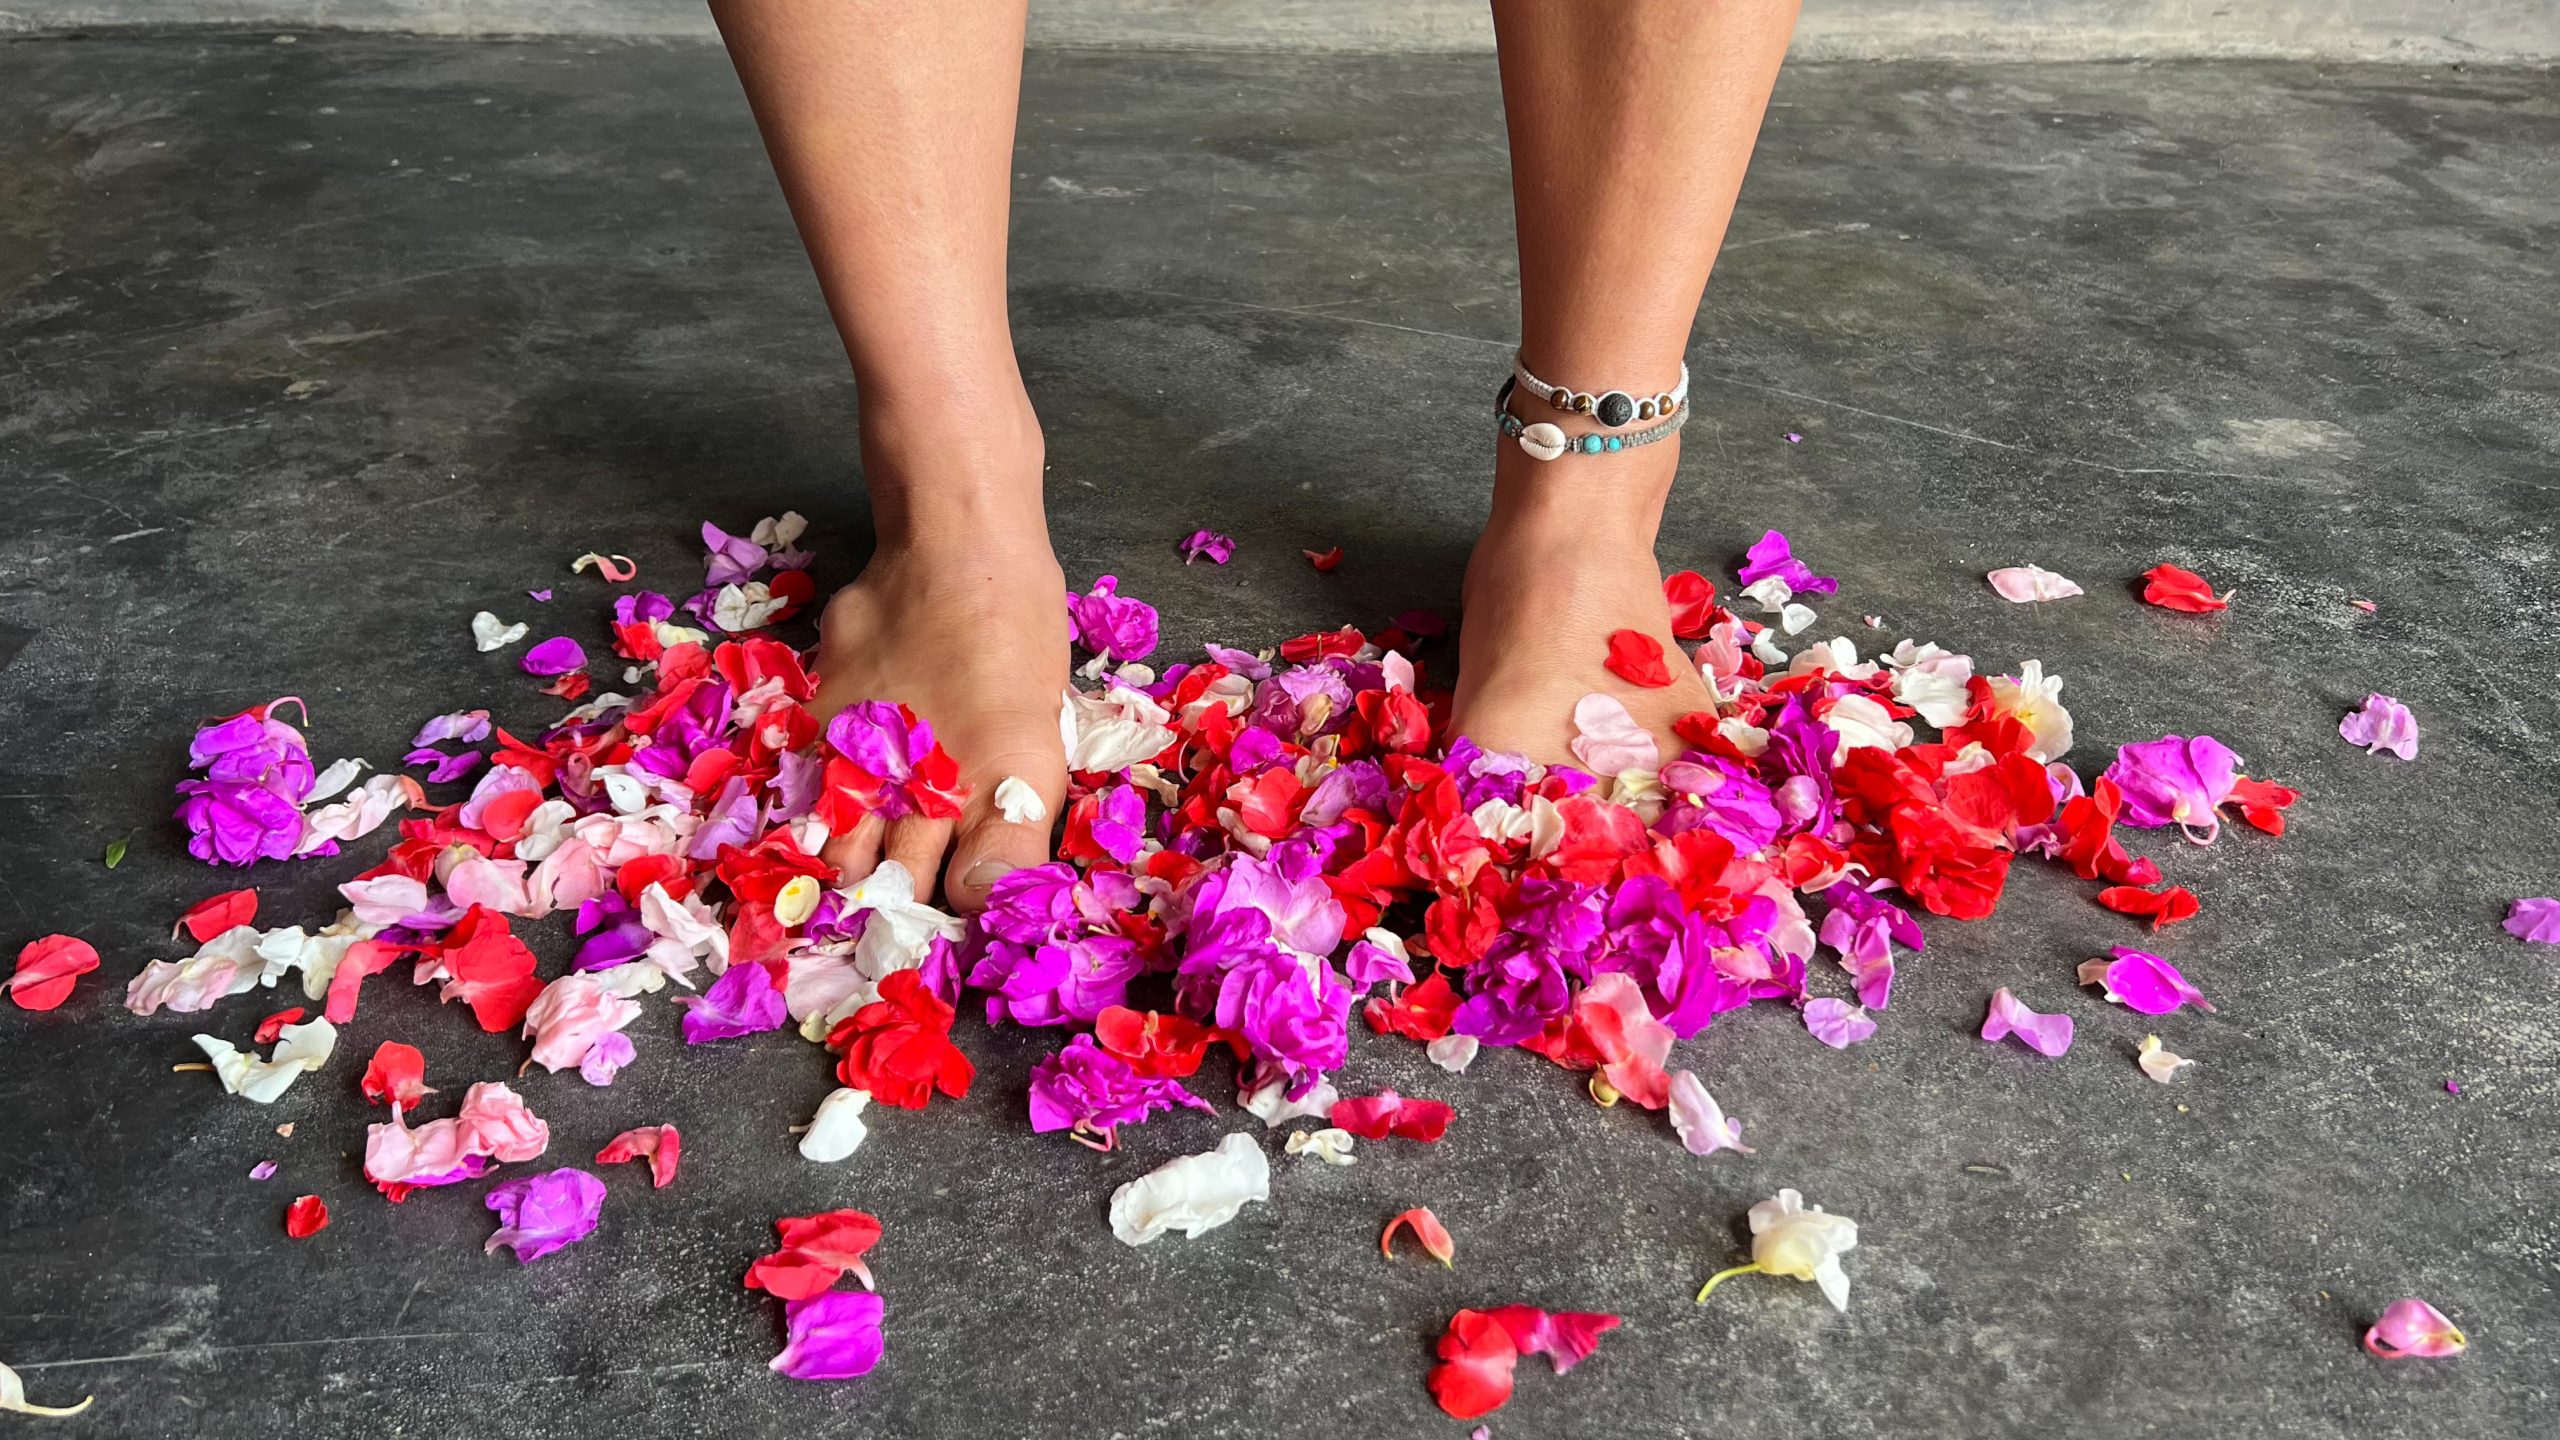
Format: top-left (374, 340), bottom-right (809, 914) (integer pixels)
top-left (841, 860), bottom-right (965, 978)
top-left (305, 757), bottom-right (369, 804)
top-left (520, 973), bottom-right (639, 1074)
top-left (194, 1018), bottom-right (337, 1104)
top-left (471, 611), bottom-right (528, 652)
top-left (1426, 1034), bottom-right (1480, 1074)
top-left (1749, 626), bottom-right (1790, 667)
top-left (126, 925), bottom-right (265, 1015)
top-left (1667, 1069), bottom-right (1753, 1157)
top-left (993, 776), bottom-right (1049, 825)
top-left (2138, 1034), bottom-right (2193, 1083)
top-left (750, 510), bottom-right (808, 548)
top-left (1747, 1188), bottom-right (1858, 1311)
top-left (0, 1359), bottom-right (91, 1416)
top-left (1240, 1074), bottom-right (1337, 1128)
top-left (1985, 659), bottom-right (2074, 761)
top-left (1062, 687), bottom-right (1180, 773)
top-left (800, 1087), bottom-right (873, 1162)
top-left (1739, 575), bottom-right (1795, 612)
top-left (712, 581), bottom-right (787, 633)
top-left (1778, 602), bottom-right (1818, 636)
top-left (296, 773), bottom-right (408, 855)
top-left (1823, 692), bottom-right (1915, 759)
top-left (1284, 1128), bottom-right (1357, 1166)
top-left (1109, 1133), bottom-right (1271, 1245)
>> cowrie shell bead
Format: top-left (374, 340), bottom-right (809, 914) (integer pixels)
top-left (1518, 423), bottom-right (1569, 461)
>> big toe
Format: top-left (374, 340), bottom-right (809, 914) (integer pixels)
top-left (943, 753), bottom-right (1067, 913)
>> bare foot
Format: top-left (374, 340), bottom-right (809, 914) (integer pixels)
top-left (811, 404), bottom-right (1070, 911)
top-left (1448, 431), bottom-right (1715, 765)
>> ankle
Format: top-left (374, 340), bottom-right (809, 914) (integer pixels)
top-left (1485, 436), bottom-right (1679, 543)
top-left (858, 381), bottom-right (1049, 549)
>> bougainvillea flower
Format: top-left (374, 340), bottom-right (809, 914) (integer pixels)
top-left (677, 960), bottom-right (788, 1043)
top-left (2097, 884), bottom-right (2201, 930)
top-left (1303, 546), bottom-right (1344, 572)
top-left (2339, 693), bottom-right (2418, 760)
top-left (1980, 988), bottom-right (2072, 1057)
top-left (1987, 565), bottom-right (2084, 602)
top-left (2363, 1298), bottom-right (2465, 1359)
top-left (746, 1209), bottom-right (885, 1298)
top-left (284, 1194), bottom-right (329, 1239)
top-left (1065, 575), bottom-right (1160, 661)
top-left (520, 636), bottom-right (586, 676)
top-left (2137, 1034), bottom-right (2191, 1082)
top-left (595, 1125), bottom-right (682, 1188)
top-left (178, 889), bottom-right (258, 944)
top-left (1328, 1090), bottom-right (1455, 1142)
top-left (1802, 997), bottom-right (1876, 1049)
top-left (1179, 529), bottom-right (1236, 565)
top-left (1667, 1070), bottom-right (1752, 1157)
top-left (2102, 734), bottom-right (2241, 842)
top-left (1485, 1306), bottom-right (1619, 1375)
top-left (1603, 629), bottom-right (1674, 688)
top-left (2087, 947), bottom-right (2214, 1015)
top-left (361, 1041), bottom-right (432, 1108)
top-left (483, 1168), bottom-right (607, 1263)
top-left (2223, 775), bottom-right (2301, 836)
top-left (1570, 692), bottom-right (1659, 776)
top-left (1107, 1133), bottom-right (1270, 1245)
top-left (2504, 898), bottom-right (2560, 944)
top-left (828, 970), bottom-right (975, 1109)
top-left (2141, 562), bottom-right (2229, 612)
top-left (1427, 1309), bottom-right (1518, 1420)
top-left (1663, 570), bottom-right (1717, 639)
top-left (1382, 1207), bottom-right (1455, 1267)
top-left (771, 1290), bottom-right (886, 1382)
top-left (1736, 529), bottom-right (1838, 595)
top-left (8, 935), bottom-right (98, 1011)
top-left (1028, 1034), bottom-right (1215, 1144)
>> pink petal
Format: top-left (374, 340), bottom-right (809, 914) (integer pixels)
top-left (2096, 947), bottom-right (2214, 1015)
top-left (2364, 1297), bottom-right (2465, 1359)
top-left (1569, 693), bottom-right (1659, 775)
top-left (1987, 565), bottom-right (2085, 603)
top-left (2338, 693), bottom-right (2418, 760)
top-left (1803, 997), bottom-right (1876, 1049)
top-left (2504, 898), bottom-right (2560, 945)
top-left (1980, 987), bottom-right (2074, 1057)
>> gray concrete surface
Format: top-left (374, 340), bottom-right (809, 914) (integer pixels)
top-left (3, 30), bottom-right (2558, 1440)
top-left (5, 0), bottom-right (2560, 63)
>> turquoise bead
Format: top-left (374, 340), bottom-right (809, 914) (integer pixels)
top-left (1605, 437), bottom-right (1623, 452)
top-left (1581, 435), bottom-right (1604, 454)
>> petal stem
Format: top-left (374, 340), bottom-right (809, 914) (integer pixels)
top-left (1696, 1261), bottom-right (1764, 1304)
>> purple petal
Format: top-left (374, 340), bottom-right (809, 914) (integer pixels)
top-left (772, 1290), bottom-right (885, 1381)
top-left (1179, 529), bottom-right (1236, 566)
top-left (2504, 898), bottom-right (2560, 945)
top-left (410, 709), bottom-right (494, 747)
top-left (677, 961), bottom-right (789, 1043)
top-left (1064, 576), bottom-right (1160, 663)
top-left (1980, 987), bottom-right (2074, 1057)
top-left (521, 637), bottom-right (587, 677)
top-left (2339, 693), bottom-right (2419, 760)
top-left (1735, 528), bottom-right (1839, 596)
top-left (2099, 947), bottom-right (2215, 1015)
top-left (1803, 997), bottom-right (1876, 1048)
top-left (483, 1168), bottom-right (606, 1263)
top-left (579, 1031), bottom-right (636, 1086)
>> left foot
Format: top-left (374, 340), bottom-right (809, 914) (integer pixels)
top-left (1448, 427), bottom-right (1714, 766)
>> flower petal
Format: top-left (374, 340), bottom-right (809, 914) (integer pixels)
top-left (1382, 1206), bottom-right (1455, 1266)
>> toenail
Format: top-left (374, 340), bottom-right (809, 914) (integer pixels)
top-left (962, 860), bottom-right (1018, 894)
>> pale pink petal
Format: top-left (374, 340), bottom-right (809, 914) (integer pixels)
top-left (1569, 692), bottom-right (1659, 776)
top-left (1980, 987), bottom-right (2074, 1057)
top-left (1987, 565), bottom-right (2085, 603)
top-left (1803, 997), bottom-right (1876, 1049)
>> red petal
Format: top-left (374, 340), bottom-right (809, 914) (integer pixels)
top-left (253, 1007), bottom-right (307, 1045)
top-left (1427, 1309), bottom-right (1519, 1420)
top-left (596, 1125), bottom-right (683, 1188)
top-left (745, 1208), bottom-right (884, 1297)
top-left (1382, 1207), bottom-right (1455, 1266)
top-left (179, 889), bottom-right (258, 944)
top-left (8, 934), bottom-right (101, 1012)
top-left (1603, 629), bottom-right (1674, 688)
top-left (284, 1194), bottom-right (330, 1239)
top-left (1663, 571), bottom-right (1718, 639)
top-left (360, 1041), bottom-right (431, 1108)
top-left (2141, 563), bottom-right (2230, 613)
top-left (1303, 546), bottom-right (1344, 572)
top-left (2097, 884), bottom-right (2202, 929)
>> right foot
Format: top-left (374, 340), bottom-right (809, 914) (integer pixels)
top-left (808, 402), bottom-right (1071, 913)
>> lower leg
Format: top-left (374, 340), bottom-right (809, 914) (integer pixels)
top-left (1454, 0), bottom-right (1802, 762)
top-left (711, 0), bottom-right (1068, 907)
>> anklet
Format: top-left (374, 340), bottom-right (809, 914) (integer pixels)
top-left (1512, 354), bottom-right (1689, 429)
top-left (1495, 377), bottom-right (1690, 461)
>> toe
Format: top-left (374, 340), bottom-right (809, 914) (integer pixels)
top-left (882, 817), bottom-right (956, 904)
top-left (823, 813), bottom-right (885, 883)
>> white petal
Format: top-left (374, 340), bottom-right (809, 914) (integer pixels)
top-left (800, 1087), bottom-right (873, 1162)
top-left (993, 776), bottom-right (1049, 825)
top-left (471, 611), bottom-right (528, 652)
top-left (1425, 1034), bottom-right (1480, 1073)
top-left (2137, 1034), bottom-right (2193, 1083)
top-left (1239, 1074), bottom-right (1337, 1128)
top-left (1109, 1133), bottom-right (1272, 1244)
top-left (1283, 1128), bottom-right (1358, 1165)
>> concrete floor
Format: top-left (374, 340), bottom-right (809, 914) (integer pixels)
top-left (2, 31), bottom-right (2557, 1440)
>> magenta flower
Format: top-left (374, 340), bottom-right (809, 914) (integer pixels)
top-left (2364, 1298), bottom-right (2465, 1359)
top-left (1980, 988), bottom-right (2073, 1056)
top-left (1803, 997), bottom-right (1876, 1049)
top-left (173, 777), bottom-right (305, 866)
top-left (1027, 1035), bottom-right (1214, 1142)
top-left (521, 637), bottom-right (586, 676)
top-left (1179, 529), bottom-right (1236, 565)
top-left (1065, 575), bottom-right (1160, 662)
top-left (677, 961), bottom-right (788, 1043)
top-left (2339, 693), bottom-right (2418, 760)
top-left (1735, 529), bottom-right (1838, 596)
top-left (2101, 734), bottom-right (2240, 842)
top-left (483, 1167), bottom-right (606, 1263)
top-left (771, 1290), bottom-right (885, 1381)
top-left (2504, 898), bottom-right (2560, 944)
top-left (2093, 947), bottom-right (2214, 1015)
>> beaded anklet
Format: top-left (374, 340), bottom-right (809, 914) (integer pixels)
top-left (1512, 354), bottom-right (1689, 429)
top-left (1495, 377), bottom-right (1690, 461)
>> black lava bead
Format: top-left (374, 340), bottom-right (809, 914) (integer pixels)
top-left (1596, 390), bottom-right (1635, 427)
